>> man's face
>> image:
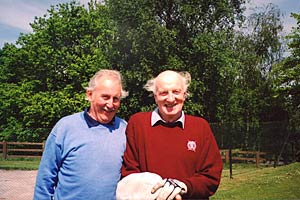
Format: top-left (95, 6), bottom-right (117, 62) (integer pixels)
top-left (86, 77), bottom-right (121, 124)
top-left (154, 72), bottom-right (186, 122)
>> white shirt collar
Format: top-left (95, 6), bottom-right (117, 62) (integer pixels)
top-left (151, 108), bottom-right (185, 129)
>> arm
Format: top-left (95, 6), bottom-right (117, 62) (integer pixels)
top-left (34, 133), bottom-right (62, 200)
top-left (182, 120), bottom-right (223, 199)
top-left (121, 117), bottom-right (141, 177)
top-left (152, 123), bottom-right (222, 200)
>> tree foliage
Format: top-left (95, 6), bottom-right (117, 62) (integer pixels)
top-left (271, 13), bottom-right (300, 131)
top-left (0, 0), bottom-right (297, 146)
top-left (107, 0), bottom-right (246, 121)
top-left (0, 1), bottom-right (112, 141)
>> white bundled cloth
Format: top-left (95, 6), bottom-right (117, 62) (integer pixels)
top-left (116, 172), bottom-right (187, 200)
top-left (116, 172), bottom-right (162, 200)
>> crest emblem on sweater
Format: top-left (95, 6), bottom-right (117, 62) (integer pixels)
top-left (187, 140), bottom-right (196, 152)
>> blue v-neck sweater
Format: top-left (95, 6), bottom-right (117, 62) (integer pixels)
top-left (34, 111), bottom-right (127, 200)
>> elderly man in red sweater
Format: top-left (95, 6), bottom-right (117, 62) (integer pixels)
top-left (118, 70), bottom-right (223, 200)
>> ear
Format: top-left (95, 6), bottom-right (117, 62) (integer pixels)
top-left (86, 90), bottom-right (93, 101)
top-left (154, 93), bottom-right (159, 104)
top-left (183, 91), bottom-right (188, 99)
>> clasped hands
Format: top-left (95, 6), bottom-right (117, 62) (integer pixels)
top-left (151, 178), bottom-right (187, 200)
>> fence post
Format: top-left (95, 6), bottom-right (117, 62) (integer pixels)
top-left (3, 141), bottom-right (7, 159)
top-left (229, 148), bottom-right (233, 179)
top-left (256, 151), bottom-right (260, 167)
top-left (225, 150), bottom-right (230, 164)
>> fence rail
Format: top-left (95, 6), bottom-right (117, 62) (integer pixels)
top-left (1, 142), bottom-right (269, 166)
top-left (220, 149), bottom-right (267, 167)
top-left (0, 141), bottom-right (44, 159)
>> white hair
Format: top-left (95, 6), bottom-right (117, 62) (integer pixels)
top-left (86, 69), bottom-right (129, 98)
top-left (144, 70), bottom-right (191, 95)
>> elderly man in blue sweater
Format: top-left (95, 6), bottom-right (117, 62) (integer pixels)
top-left (34, 69), bottom-right (128, 200)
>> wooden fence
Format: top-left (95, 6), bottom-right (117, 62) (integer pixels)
top-left (220, 149), bottom-right (267, 167)
top-left (0, 141), bottom-right (44, 159)
top-left (0, 142), bottom-right (268, 167)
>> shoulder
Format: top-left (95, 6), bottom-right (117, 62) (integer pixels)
top-left (185, 114), bottom-right (209, 125)
top-left (129, 112), bottom-right (151, 121)
top-left (126, 112), bottom-right (152, 128)
top-left (57, 112), bottom-right (83, 126)
top-left (115, 116), bottom-right (128, 127)
top-left (51, 112), bottom-right (84, 135)
top-left (185, 114), bottom-right (212, 133)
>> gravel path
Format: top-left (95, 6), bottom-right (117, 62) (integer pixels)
top-left (0, 170), bottom-right (37, 200)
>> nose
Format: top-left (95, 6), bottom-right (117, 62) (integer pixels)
top-left (106, 98), bottom-right (114, 108)
top-left (166, 92), bottom-right (175, 102)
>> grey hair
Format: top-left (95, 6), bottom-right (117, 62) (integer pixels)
top-left (86, 69), bottom-right (129, 98)
top-left (144, 70), bottom-right (191, 95)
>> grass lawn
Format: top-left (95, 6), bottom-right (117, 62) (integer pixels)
top-left (0, 157), bottom-right (299, 199)
top-left (0, 157), bottom-right (40, 170)
top-left (211, 162), bottom-right (300, 200)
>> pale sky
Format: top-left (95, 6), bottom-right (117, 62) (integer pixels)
top-left (0, 0), bottom-right (299, 48)
top-left (245, 0), bottom-right (300, 35)
top-left (0, 0), bottom-right (90, 48)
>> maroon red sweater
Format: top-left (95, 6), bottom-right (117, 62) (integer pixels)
top-left (121, 112), bottom-right (223, 199)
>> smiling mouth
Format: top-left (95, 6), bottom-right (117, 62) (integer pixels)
top-left (103, 108), bottom-right (116, 113)
top-left (165, 104), bottom-right (176, 108)
top-left (164, 105), bottom-right (177, 112)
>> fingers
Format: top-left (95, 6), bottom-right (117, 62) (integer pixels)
top-left (174, 194), bottom-right (183, 200)
top-left (151, 179), bottom-right (165, 194)
top-left (166, 187), bottom-right (182, 200)
top-left (154, 179), bottom-right (184, 200)
top-left (156, 181), bottom-right (174, 200)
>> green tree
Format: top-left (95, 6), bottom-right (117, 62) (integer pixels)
top-left (16, 1), bottom-right (114, 91)
top-left (272, 13), bottom-right (300, 131)
top-left (107, 0), bottom-right (246, 120)
top-left (225, 3), bottom-right (284, 149)
top-left (0, 0), bottom-right (292, 146)
top-left (0, 1), bottom-right (115, 141)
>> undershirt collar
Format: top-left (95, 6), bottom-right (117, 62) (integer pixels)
top-left (151, 108), bottom-right (185, 129)
top-left (84, 108), bottom-right (115, 128)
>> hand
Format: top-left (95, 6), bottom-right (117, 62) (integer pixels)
top-left (151, 178), bottom-right (187, 200)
